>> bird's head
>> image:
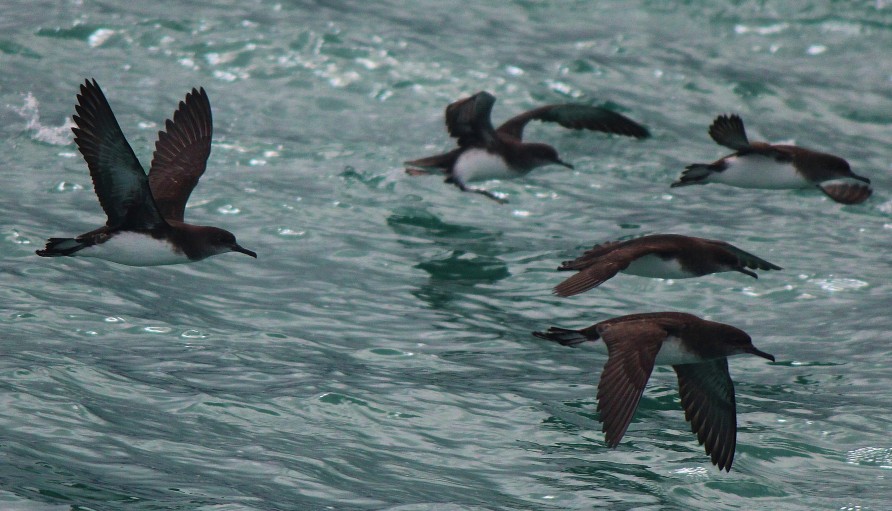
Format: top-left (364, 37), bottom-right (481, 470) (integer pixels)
top-left (526, 143), bottom-right (574, 170)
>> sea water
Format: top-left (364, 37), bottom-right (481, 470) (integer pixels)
top-left (1, 1), bottom-right (891, 509)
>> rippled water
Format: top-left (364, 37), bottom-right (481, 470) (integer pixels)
top-left (2, 1), bottom-right (892, 509)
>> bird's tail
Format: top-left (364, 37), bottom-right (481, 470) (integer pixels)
top-left (532, 327), bottom-right (596, 347)
top-left (671, 163), bottom-right (719, 187)
top-left (404, 148), bottom-right (462, 175)
top-left (36, 238), bottom-right (87, 257)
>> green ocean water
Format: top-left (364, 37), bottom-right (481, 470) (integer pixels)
top-left (1, 1), bottom-right (892, 509)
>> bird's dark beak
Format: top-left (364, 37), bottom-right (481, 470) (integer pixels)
top-left (854, 175), bottom-right (871, 184)
top-left (556, 159), bottom-right (574, 170)
top-left (749, 346), bottom-right (775, 362)
top-left (232, 244), bottom-right (257, 258)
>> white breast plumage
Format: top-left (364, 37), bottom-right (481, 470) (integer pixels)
top-left (655, 336), bottom-right (705, 365)
top-left (622, 254), bottom-right (696, 279)
top-left (712, 154), bottom-right (810, 189)
top-left (75, 231), bottom-right (190, 266)
top-left (452, 149), bottom-right (517, 183)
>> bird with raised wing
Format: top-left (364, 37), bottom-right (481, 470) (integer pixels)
top-left (37, 79), bottom-right (256, 265)
top-left (406, 91), bottom-right (649, 202)
top-left (673, 114), bottom-right (871, 204)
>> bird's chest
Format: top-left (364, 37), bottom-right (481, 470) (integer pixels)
top-left (452, 149), bottom-right (516, 183)
top-left (655, 336), bottom-right (706, 365)
top-left (622, 254), bottom-right (697, 279)
top-left (713, 154), bottom-right (809, 189)
top-left (79, 231), bottom-right (190, 266)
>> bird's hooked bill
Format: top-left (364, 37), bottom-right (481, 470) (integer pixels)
top-left (233, 245), bottom-right (258, 258)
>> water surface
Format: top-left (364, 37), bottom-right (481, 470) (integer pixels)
top-left (1, 1), bottom-right (892, 509)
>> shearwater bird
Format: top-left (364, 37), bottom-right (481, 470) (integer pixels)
top-left (406, 91), bottom-right (650, 202)
top-left (534, 312), bottom-right (775, 471)
top-left (36, 79), bottom-right (256, 265)
top-left (673, 114), bottom-right (872, 204)
top-left (553, 234), bottom-right (781, 297)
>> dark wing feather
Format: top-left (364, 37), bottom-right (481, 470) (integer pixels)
top-left (561, 235), bottom-right (691, 270)
top-left (553, 261), bottom-right (625, 297)
top-left (444, 91), bottom-right (497, 148)
top-left (673, 359), bottom-right (737, 471)
top-left (708, 114), bottom-right (750, 150)
top-left (558, 240), bottom-right (626, 271)
top-left (497, 104), bottom-right (650, 141)
top-left (148, 87), bottom-right (213, 222)
top-left (601, 312), bottom-right (694, 328)
top-left (742, 142), bottom-right (795, 162)
top-left (818, 182), bottom-right (873, 205)
top-left (709, 114), bottom-right (794, 161)
top-left (596, 321), bottom-right (664, 447)
top-left (553, 236), bottom-right (679, 296)
top-left (532, 327), bottom-right (592, 347)
top-left (71, 79), bottom-right (164, 229)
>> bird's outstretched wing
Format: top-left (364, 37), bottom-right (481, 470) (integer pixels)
top-left (708, 114), bottom-right (750, 151)
top-left (497, 104), bottom-right (650, 141)
top-left (148, 87), bottom-right (213, 222)
top-left (674, 359), bottom-right (737, 471)
top-left (596, 320), bottom-right (665, 447)
top-left (71, 79), bottom-right (165, 229)
top-left (444, 91), bottom-right (498, 147)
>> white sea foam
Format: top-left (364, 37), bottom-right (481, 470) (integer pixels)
top-left (14, 93), bottom-right (73, 145)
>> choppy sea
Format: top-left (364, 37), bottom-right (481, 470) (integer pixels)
top-left (2, 1), bottom-right (892, 509)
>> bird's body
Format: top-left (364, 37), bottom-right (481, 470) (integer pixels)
top-left (647, 335), bottom-right (704, 365)
top-left (451, 147), bottom-right (519, 183)
top-left (674, 114), bottom-right (872, 204)
top-left (703, 152), bottom-right (810, 189)
top-left (621, 253), bottom-right (692, 279)
top-left (406, 91), bottom-right (649, 202)
top-left (37, 79), bottom-right (256, 265)
top-left (53, 230), bottom-right (188, 266)
top-left (534, 312), bottom-right (776, 472)
top-left (553, 234), bottom-right (781, 297)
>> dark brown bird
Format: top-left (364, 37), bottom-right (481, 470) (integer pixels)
top-left (554, 234), bottom-right (781, 297)
top-left (534, 312), bottom-right (775, 471)
top-left (406, 91), bottom-right (649, 202)
top-left (673, 114), bottom-right (871, 204)
top-left (37, 79), bottom-right (256, 265)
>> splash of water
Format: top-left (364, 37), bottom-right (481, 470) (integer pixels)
top-left (13, 92), bottom-right (73, 145)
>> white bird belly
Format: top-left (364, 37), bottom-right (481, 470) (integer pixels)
top-left (712, 155), bottom-right (810, 189)
top-left (622, 254), bottom-right (695, 279)
top-left (76, 231), bottom-right (190, 266)
top-left (452, 149), bottom-right (517, 183)
top-left (655, 336), bottom-right (706, 365)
